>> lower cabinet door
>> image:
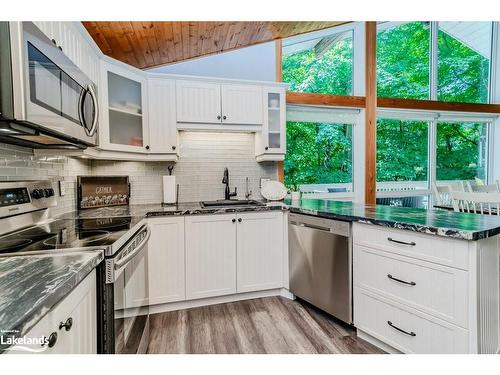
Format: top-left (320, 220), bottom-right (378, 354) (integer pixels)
top-left (185, 214), bottom-right (237, 299)
top-left (236, 211), bottom-right (284, 293)
top-left (8, 270), bottom-right (97, 354)
top-left (147, 217), bottom-right (185, 305)
top-left (354, 287), bottom-right (469, 354)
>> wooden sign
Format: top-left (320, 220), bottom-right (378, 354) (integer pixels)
top-left (77, 176), bottom-right (130, 209)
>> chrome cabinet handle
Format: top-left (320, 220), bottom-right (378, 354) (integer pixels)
top-left (387, 321), bottom-right (416, 337)
top-left (387, 274), bottom-right (416, 286)
top-left (387, 237), bottom-right (416, 246)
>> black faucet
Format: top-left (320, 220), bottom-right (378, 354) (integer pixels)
top-left (222, 167), bottom-right (237, 200)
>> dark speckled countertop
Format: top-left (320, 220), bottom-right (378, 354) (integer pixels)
top-left (65, 199), bottom-right (500, 241)
top-left (0, 251), bottom-right (103, 353)
top-left (286, 199), bottom-right (500, 241)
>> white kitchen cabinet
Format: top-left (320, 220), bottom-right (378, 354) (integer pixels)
top-left (176, 80), bottom-right (264, 126)
top-left (353, 222), bottom-right (500, 354)
top-left (147, 78), bottom-right (179, 154)
top-left (147, 217), bottom-right (185, 305)
top-left (236, 211), bottom-right (284, 293)
top-left (255, 86), bottom-right (286, 162)
top-left (221, 84), bottom-right (262, 125)
top-left (9, 270), bottom-right (97, 354)
top-left (99, 59), bottom-right (150, 153)
top-left (176, 80), bottom-right (222, 124)
top-left (185, 215), bottom-right (237, 299)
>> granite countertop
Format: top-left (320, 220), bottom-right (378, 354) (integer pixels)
top-left (0, 251), bottom-right (103, 353)
top-left (287, 199), bottom-right (500, 241)
top-left (62, 199), bottom-right (500, 241)
top-left (62, 201), bottom-right (286, 220)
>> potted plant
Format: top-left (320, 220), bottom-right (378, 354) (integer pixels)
top-left (288, 184), bottom-right (301, 201)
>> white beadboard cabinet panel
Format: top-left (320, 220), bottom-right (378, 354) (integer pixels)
top-left (221, 84), bottom-right (263, 125)
top-left (354, 287), bottom-right (469, 354)
top-left (352, 223), bottom-right (469, 270)
top-left (354, 244), bottom-right (469, 328)
top-left (236, 211), bottom-right (284, 293)
top-left (147, 78), bottom-right (178, 154)
top-left (147, 217), bottom-right (185, 305)
top-left (185, 214), bottom-right (237, 299)
top-left (10, 270), bottom-right (97, 354)
top-left (176, 80), bottom-right (221, 124)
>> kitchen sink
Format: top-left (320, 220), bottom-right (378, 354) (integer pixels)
top-left (200, 199), bottom-right (266, 208)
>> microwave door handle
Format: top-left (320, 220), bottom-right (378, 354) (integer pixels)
top-left (86, 84), bottom-right (99, 137)
top-left (114, 226), bottom-right (151, 270)
top-left (78, 84), bottom-right (99, 137)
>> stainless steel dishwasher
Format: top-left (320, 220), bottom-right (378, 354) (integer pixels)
top-left (288, 213), bottom-right (352, 324)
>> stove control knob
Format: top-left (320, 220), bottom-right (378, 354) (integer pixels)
top-left (43, 189), bottom-right (52, 198)
top-left (47, 188), bottom-right (55, 197)
top-left (31, 189), bottom-right (43, 199)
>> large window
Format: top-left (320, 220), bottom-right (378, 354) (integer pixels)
top-left (436, 121), bottom-right (489, 181)
top-left (377, 22), bottom-right (430, 100)
top-left (282, 29), bottom-right (354, 96)
top-left (377, 21), bottom-right (494, 104)
top-left (438, 22), bottom-right (492, 103)
top-left (376, 119), bottom-right (429, 187)
top-left (284, 107), bottom-right (356, 193)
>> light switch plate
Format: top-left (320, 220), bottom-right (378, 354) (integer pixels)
top-left (58, 180), bottom-right (66, 196)
top-left (260, 178), bottom-right (271, 188)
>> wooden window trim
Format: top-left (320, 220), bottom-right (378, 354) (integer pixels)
top-left (286, 92), bottom-right (500, 114)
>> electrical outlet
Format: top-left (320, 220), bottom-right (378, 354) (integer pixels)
top-left (58, 180), bottom-right (66, 196)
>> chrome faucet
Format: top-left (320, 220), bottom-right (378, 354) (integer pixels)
top-left (222, 167), bottom-right (237, 200)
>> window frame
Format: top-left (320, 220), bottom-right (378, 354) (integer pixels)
top-left (284, 104), bottom-right (364, 201)
top-left (376, 108), bottom-right (497, 202)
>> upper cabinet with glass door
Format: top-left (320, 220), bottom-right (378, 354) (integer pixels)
top-left (255, 87), bottom-right (286, 162)
top-left (99, 60), bottom-right (149, 153)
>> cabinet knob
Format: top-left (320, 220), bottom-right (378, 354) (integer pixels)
top-left (217, 115), bottom-right (221, 120)
top-left (223, 115), bottom-right (227, 120)
top-left (58, 46), bottom-right (63, 52)
top-left (232, 218), bottom-right (236, 223)
top-left (238, 218), bottom-right (242, 223)
top-left (44, 332), bottom-right (58, 348)
top-left (265, 146), bottom-right (269, 151)
top-left (172, 145), bottom-right (176, 150)
top-left (51, 39), bottom-right (57, 46)
top-left (145, 145), bottom-right (150, 150)
top-left (59, 317), bottom-right (73, 332)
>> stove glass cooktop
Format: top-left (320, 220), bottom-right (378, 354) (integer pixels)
top-left (0, 216), bottom-right (138, 254)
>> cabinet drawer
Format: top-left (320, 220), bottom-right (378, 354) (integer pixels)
top-left (353, 223), bottom-right (469, 270)
top-left (354, 287), bottom-right (469, 354)
top-left (354, 245), bottom-right (469, 327)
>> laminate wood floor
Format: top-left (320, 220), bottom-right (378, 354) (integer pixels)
top-left (147, 296), bottom-right (384, 354)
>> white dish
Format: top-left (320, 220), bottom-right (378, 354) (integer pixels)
top-left (261, 180), bottom-right (287, 201)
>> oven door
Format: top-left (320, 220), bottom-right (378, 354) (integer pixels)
top-left (112, 225), bottom-right (150, 354)
top-left (22, 22), bottom-right (98, 145)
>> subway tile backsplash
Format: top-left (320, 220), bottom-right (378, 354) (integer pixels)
top-left (0, 131), bottom-right (277, 215)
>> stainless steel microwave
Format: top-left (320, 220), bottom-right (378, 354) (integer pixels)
top-left (0, 22), bottom-right (98, 149)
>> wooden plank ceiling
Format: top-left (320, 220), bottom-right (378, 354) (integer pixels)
top-left (82, 21), bottom-right (346, 69)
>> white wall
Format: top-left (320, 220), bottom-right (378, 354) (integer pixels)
top-left (149, 42), bottom-right (276, 81)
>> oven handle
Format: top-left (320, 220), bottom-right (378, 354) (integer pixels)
top-left (114, 225), bottom-right (151, 270)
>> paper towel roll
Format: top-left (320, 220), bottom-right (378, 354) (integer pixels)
top-left (162, 175), bottom-right (177, 204)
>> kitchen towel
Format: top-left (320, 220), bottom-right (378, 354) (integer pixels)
top-left (162, 175), bottom-right (177, 204)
